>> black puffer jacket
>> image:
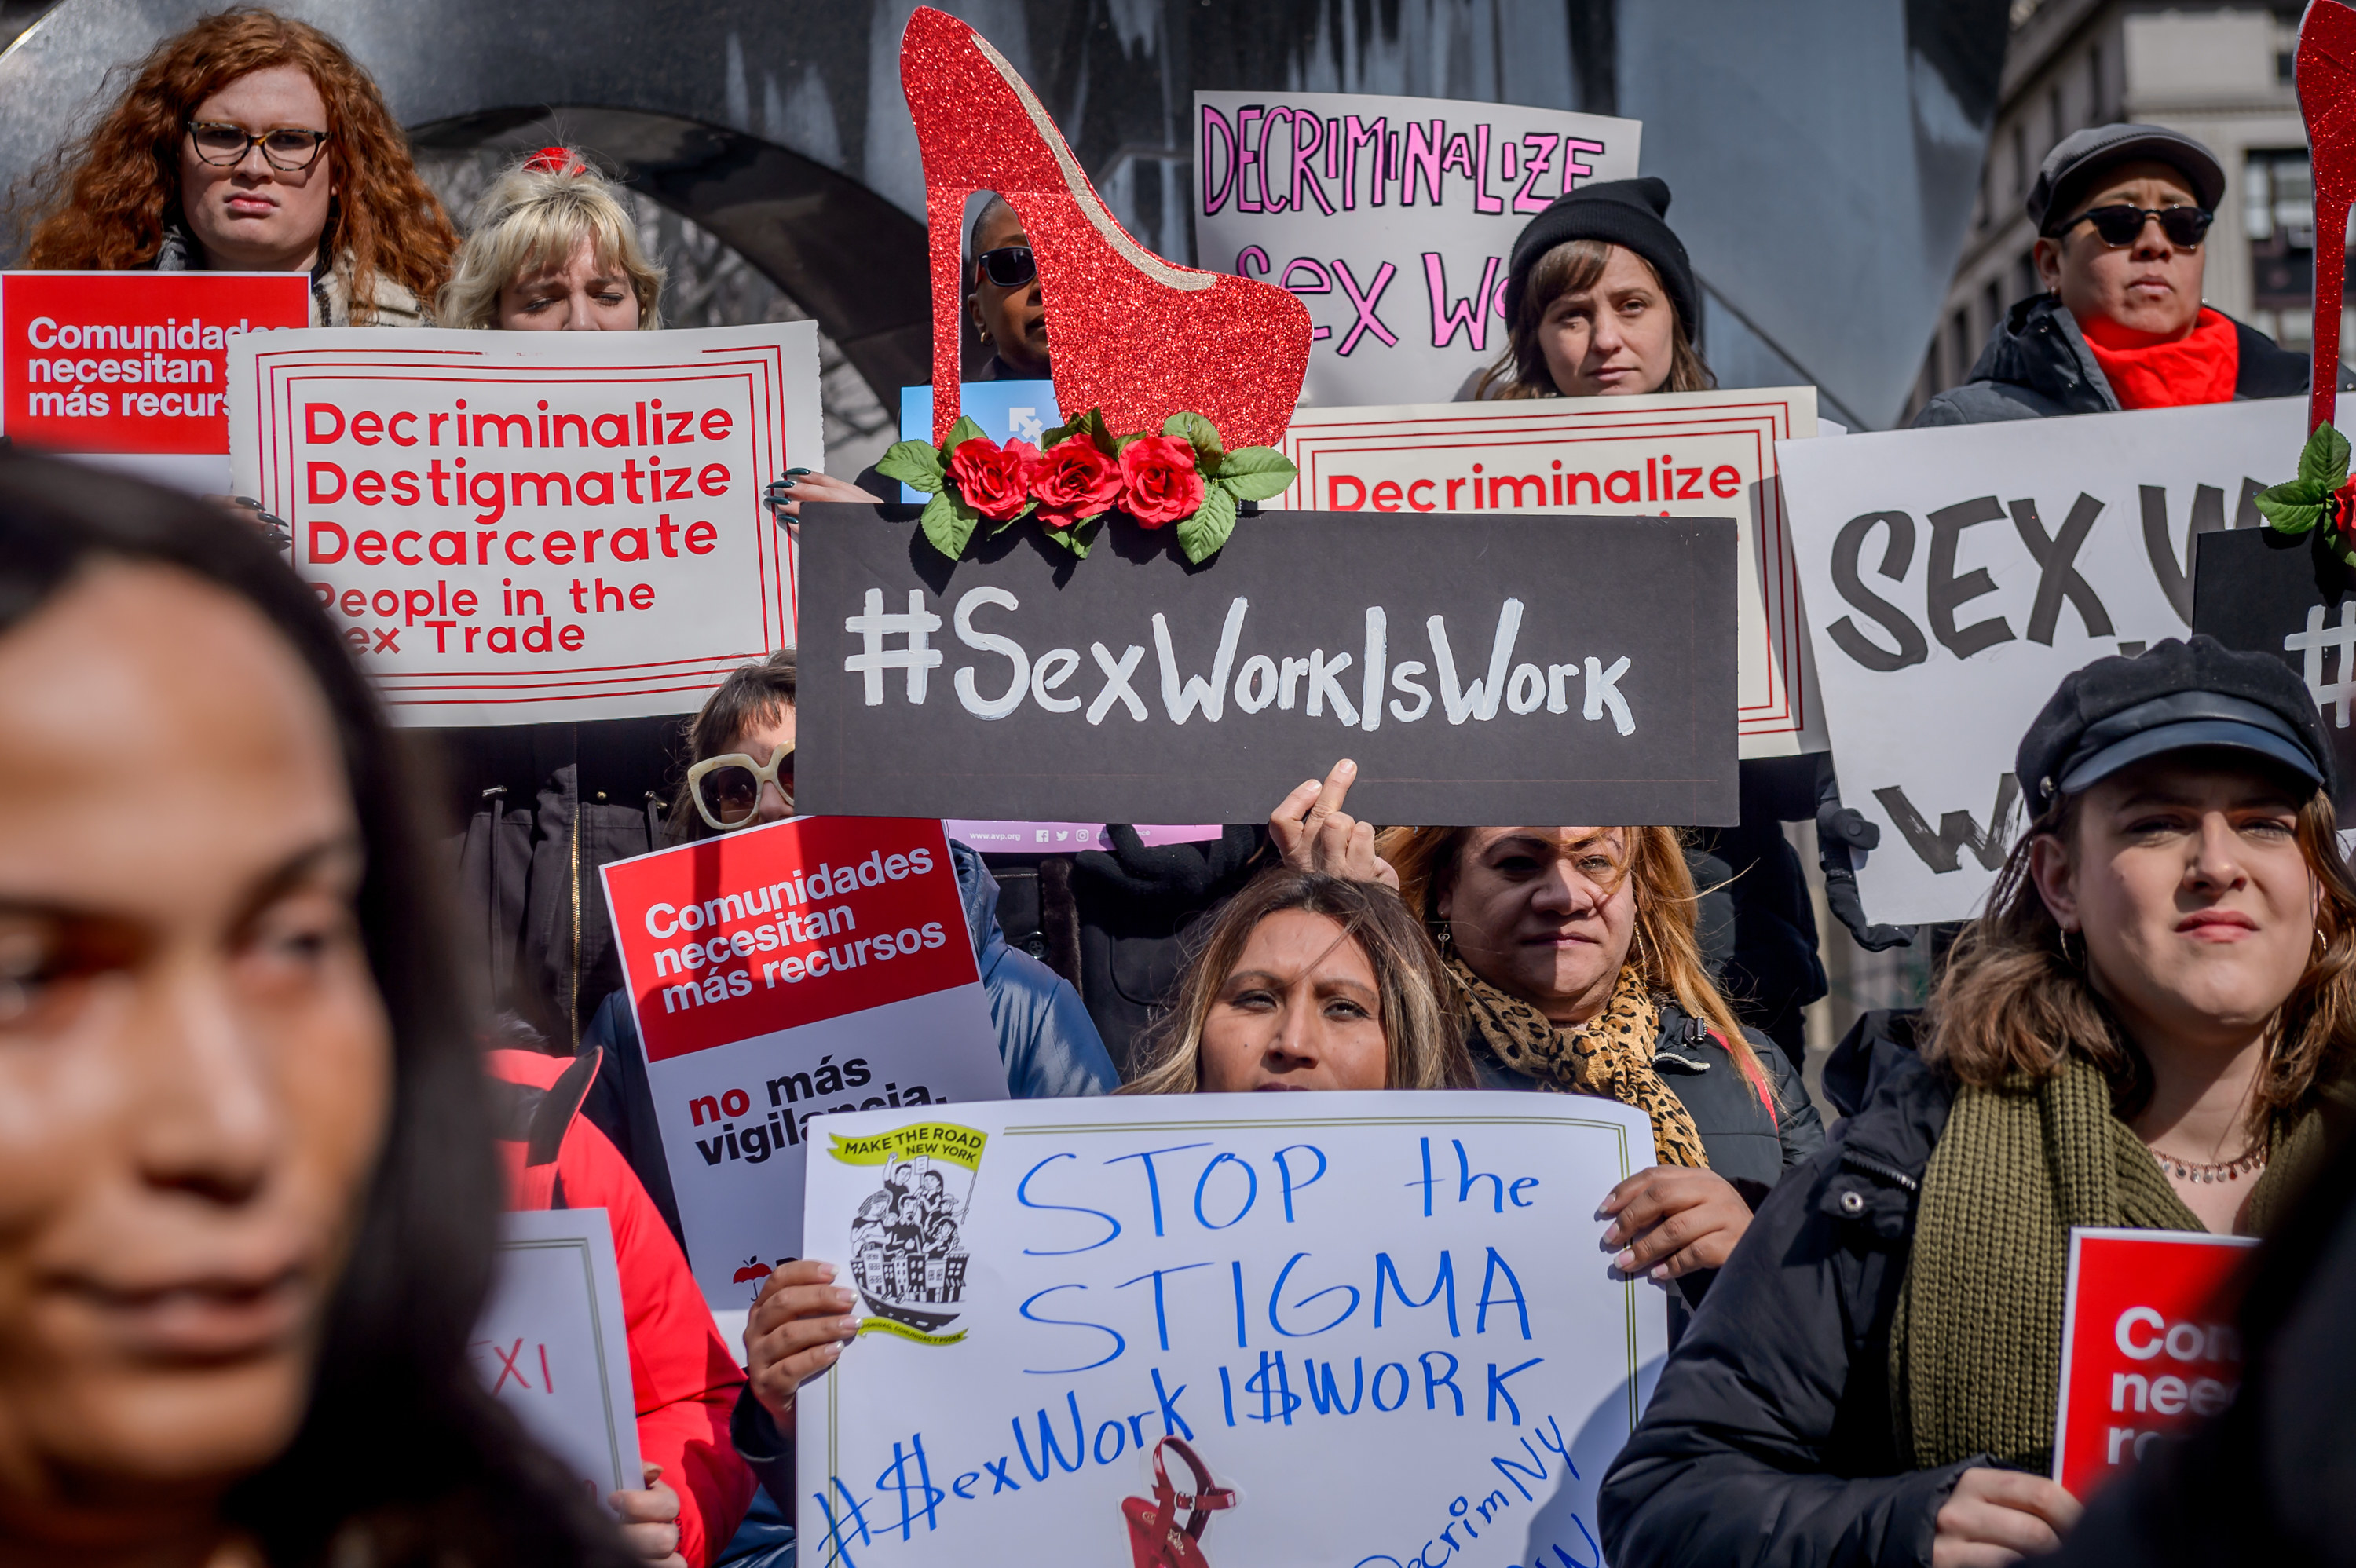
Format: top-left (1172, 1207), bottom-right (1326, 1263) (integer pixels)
top-left (1913, 294), bottom-right (2337, 427)
top-left (1598, 1014), bottom-right (1980, 1568)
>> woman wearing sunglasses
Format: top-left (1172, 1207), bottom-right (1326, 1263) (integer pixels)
top-left (967, 194), bottom-right (1052, 381)
top-left (1916, 123), bottom-right (2341, 426)
top-left (20, 9), bottom-right (452, 327)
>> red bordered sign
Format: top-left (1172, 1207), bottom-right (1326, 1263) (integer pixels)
top-left (229, 324), bottom-right (821, 724)
top-left (1270, 387), bottom-right (1823, 756)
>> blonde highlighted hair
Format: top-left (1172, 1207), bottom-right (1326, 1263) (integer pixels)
top-left (1377, 824), bottom-right (1773, 1104)
top-left (437, 148), bottom-right (663, 329)
top-left (1122, 869), bottom-right (1474, 1095)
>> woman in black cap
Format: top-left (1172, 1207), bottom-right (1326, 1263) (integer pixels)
top-left (1469, 176), bottom-right (1711, 400)
top-left (1598, 636), bottom-right (2356, 1568)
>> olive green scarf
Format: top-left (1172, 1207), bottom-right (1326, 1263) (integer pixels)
top-left (1892, 1054), bottom-right (2322, 1471)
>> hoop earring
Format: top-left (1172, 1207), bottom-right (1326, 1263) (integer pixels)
top-left (2058, 927), bottom-right (2078, 967)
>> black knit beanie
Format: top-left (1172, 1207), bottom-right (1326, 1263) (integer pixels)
top-left (1501, 177), bottom-right (1698, 338)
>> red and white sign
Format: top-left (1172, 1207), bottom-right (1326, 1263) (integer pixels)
top-left (2052, 1226), bottom-right (2255, 1499)
top-left (600, 815), bottom-right (1008, 1310)
top-left (229, 324), bottom-right (821, 724)
top-left (2, 271), bottom-right (310, 490)
top-left (1270, 387), bottom-right (1824, 756)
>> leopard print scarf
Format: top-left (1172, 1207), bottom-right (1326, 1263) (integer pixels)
top-left (1447, 956), bottom-right (1711, 1168)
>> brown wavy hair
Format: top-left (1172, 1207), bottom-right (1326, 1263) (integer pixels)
top-left (1471, 238), bottom-right (1714, 400)
top-left (1122, 869), bottom-right (1473, 1095)
top-left (15, 8), bottom-right (454, 312)
top-left (1924, 785), bottom-right (2356, 1132)
top-left (1378, 824), bottom-right (1772, 1103)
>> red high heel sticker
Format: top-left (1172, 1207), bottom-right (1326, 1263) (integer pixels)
top-left (1121, 1436), bottom-right (1235, 1568)
top-left (2300, 0), bottom-right (2356, 433)
top-left (900, 7), bottom-right (1311, 449)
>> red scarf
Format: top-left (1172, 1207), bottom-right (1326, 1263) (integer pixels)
top-left (2079, 307), bottom-right (2239, 410)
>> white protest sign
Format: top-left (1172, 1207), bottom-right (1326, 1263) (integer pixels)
top-left (229, 324), bottom-right (821, 724)
top-left (1780, 397), bottom-right (2299, 925)
top-left (793, 1092), bottom-right (1664, 1567)
top-left (1274, 387), bottom-right (1824, 756)
top-left (473, 1208), bottom-right (643, 1510)
top-left (1195, 91), bottom-right (1638, 408)
top-left (599, 815), bottom-right (1008, 1314)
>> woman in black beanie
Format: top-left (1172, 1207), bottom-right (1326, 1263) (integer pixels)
top-left (1470, 175), bottom-right (1714, 399)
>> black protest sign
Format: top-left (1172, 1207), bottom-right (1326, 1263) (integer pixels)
top-left (794, 503), bottom-right (1737, 825)
top-left (2191, 527), bottom-right (2356, 808)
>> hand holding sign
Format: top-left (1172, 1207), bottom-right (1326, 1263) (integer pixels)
top-left (1932, 1470), bottom-right (2083, 1568)
top-left (745, 1259), bottom-right (860, 1424)
top-left (1597, 1164), bottom-right (1755, 1283)
top-left (612, 1464), bottom-right (688, 1568)
top-left (1268, 758), bottom-right (1397, 888)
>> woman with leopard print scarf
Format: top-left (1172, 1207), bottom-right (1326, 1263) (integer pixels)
top-left (1260, 764), bottom-right (1823, 1298)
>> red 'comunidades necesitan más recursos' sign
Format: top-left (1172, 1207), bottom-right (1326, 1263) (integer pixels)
top-left (2051, 1226), bottom-right (2256, 1500)
top-left (1, 272), bottom-right (309, 453)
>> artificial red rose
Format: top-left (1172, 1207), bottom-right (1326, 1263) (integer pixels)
top-left (1030, 433), bottom-right (1125, 530)
top-left (2333, 473), bottom-right (2356, 541)
top-left (946, 435), bottom-right (1037, 521)
top-left (1118, 434), bottom-right (1208, 528)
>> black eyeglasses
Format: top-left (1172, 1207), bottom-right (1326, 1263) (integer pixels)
top-left (974, 245), bottom-right (1037, 289)
top-left (2057, 203), bottom-right (2214, 248)
top-left (186, 121), bottom-right (332, 171)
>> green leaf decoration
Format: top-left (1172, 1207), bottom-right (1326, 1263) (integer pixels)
top-left (876, 439), bottom-right (946, 493)
top-left (942, 415), bottom-right (988, 456)
top-left (1213, 445), bottom-right (1299, 503)
top-left (918, 488), bottom-right (980, 559)
top-left (1163, 411), bottom-right (1225, 468)
top-left (2298, 421), bottom-right (2352, 492)
top-left (1177, 484), bottom-right (1239, 564)
top-left (2254, 492), bottom-right (2326, 535)
top-left (984, 498), bottom-right (1037, 535)
top-left (1114, 432), bottom-right (1146, 455)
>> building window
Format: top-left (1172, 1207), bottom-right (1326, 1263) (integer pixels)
top-left (1950, 306), bottom-right (1974, 386)
top-left (2087, 41), bottom-right (2104, 120)
top-left (1983, 279), bottom-right (2003, 340)
top-left (2017, 249), bottom-right (2040, 304)
top-left (2048, 84), bottom-right (2066, 149)
top-left (2248, 149), bottom-right (2326, 347)
top-left (2013, 122), bottom-right (2029, 200)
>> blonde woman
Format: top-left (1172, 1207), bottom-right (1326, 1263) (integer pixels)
top-left (441, 148), bottom-right (872, 519)
top-left (437, 146), bottom-right (663, 331)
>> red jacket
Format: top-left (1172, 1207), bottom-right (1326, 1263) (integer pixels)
top-left (488, 1048), bottom-right (755, 1566)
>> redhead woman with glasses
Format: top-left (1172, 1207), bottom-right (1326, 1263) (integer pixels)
top-left (19, 7), bottom-right (453, 326)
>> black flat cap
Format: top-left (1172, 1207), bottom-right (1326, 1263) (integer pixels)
top-left (1502, 176), bottom-right (1698, 338)
top-left (2017, 637), bottom-right (2333, 819)
top-left (2029, 123), bottom-right (2226, 234)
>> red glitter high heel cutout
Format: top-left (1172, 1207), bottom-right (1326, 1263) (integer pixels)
top-left (899, 6), bottom-right (1310, 448)
top-left (1121, 1437), bottom-right (1235, 1568)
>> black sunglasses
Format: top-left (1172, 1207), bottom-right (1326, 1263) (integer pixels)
top-left (975, 245), bottom-right (1037, 289)
top-left (2057, 203), bottom-right (2214, 248)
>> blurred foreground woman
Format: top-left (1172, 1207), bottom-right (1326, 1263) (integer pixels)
top-left (0, 455), bottom-right (628, 1567)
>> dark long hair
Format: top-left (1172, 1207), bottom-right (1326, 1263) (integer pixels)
top-left (0, 454), bottom-right (629, 1568)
